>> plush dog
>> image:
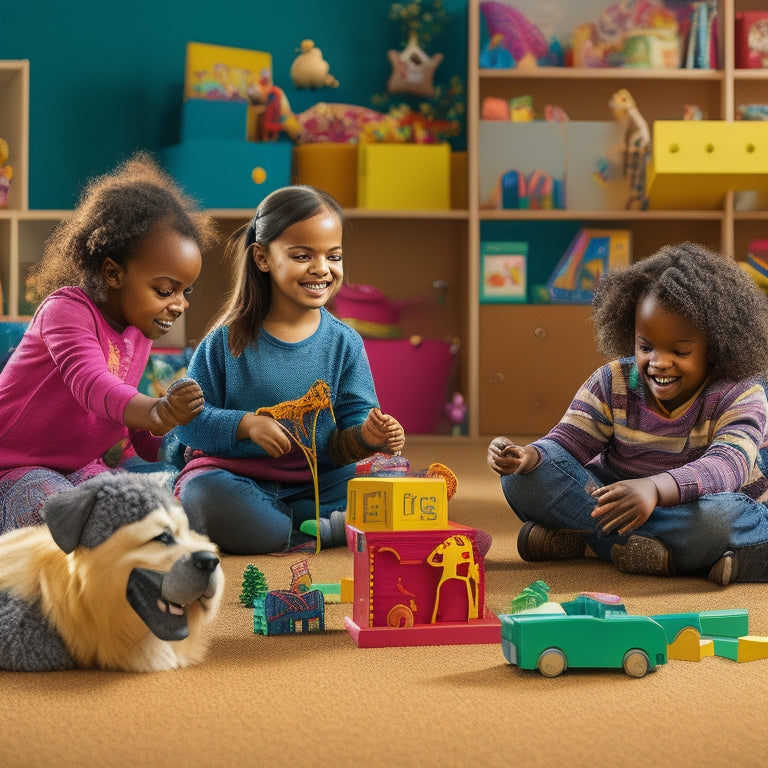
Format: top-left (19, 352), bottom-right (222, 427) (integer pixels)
top-left (0, 473), bottom-right (223, 672)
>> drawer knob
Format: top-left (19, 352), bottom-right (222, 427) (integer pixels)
top-left (492, 371), bottom-right (505, 383)
top-left (534, 326), bottom-right (547, 339)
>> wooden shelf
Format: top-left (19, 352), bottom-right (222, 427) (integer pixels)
top-left (466, 0), bottom-right (768, 437)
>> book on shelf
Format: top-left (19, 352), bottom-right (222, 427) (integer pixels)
top-left (547, 228), bottom-right (631, 304)
top-left (480, 241), bottom-right (528, 304)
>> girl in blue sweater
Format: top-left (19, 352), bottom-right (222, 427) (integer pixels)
top-left (174, 186), bottom-right (404, 554)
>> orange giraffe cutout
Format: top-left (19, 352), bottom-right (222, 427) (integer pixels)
top-left (256, 380), bottom-right (335, 553)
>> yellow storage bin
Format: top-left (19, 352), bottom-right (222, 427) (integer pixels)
top-left (292, 143), bottom-right (358, 207)
top-left (357, 143), bottom-right (451, 210)
top-left (646, 121), bottom-right (768, 209)
top-left (346, 477), bottom-right (448, 531)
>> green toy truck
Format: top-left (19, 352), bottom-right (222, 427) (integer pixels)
top-left (500, 595), bottom-right (671, 678)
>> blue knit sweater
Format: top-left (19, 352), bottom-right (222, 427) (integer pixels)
top-left (174, 309), bottom-right (379, 480)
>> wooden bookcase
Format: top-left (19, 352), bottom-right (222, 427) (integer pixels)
top-left (467, 0), bottom-right (768, 437)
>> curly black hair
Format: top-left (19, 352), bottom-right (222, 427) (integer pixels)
top-left (26, 152), bottom-right (218, 306)
top-left (592, 241), bottom-right (768, 382)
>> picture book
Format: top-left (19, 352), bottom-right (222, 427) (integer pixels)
top-left (547, 228), bottom-right (631, 303)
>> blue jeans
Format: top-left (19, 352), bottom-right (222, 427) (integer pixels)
top-left (179, 464), bottom-right (356, 555)
top-left (500, 439), bottom-right (768, 573)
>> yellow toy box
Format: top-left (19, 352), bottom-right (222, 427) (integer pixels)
top-left (292, 144), bottom-right (358, 207)
top-left (346, 476), bottom-right (448, 531)
top-left (356, 143), bottom-right (450, 210)
top-left (646, 121), bottom-right (768, 209)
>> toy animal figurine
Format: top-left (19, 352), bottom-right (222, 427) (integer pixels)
top-left (609, 88), bottom-right (650, 210)
top-left (290, 39), bottom-right (339, 89)
top-left (387, 31), bottom-right (443, 97)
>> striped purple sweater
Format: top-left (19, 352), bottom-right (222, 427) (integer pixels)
top-left (535, 358), bottom-right (768, 503)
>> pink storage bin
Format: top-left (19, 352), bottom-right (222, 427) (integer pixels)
top-left (364, 337), bottom-right (456, 434)
top-left (334, 283), bottom-right (404, 327)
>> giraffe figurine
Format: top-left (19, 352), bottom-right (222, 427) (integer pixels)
top-left (609, 89), bottom-right (650, 211)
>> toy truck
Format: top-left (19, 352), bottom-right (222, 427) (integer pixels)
top-left (500, 595), bottom-right (670, 678)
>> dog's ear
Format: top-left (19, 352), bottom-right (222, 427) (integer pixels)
top-left (42, 485), bottom-right (100, 554)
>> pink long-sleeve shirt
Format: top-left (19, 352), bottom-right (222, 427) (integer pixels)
top-left (0, 287), bottom-right (153, 475)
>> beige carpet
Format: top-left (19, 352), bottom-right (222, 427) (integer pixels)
top-left (2, 439), bottom-right (767, 767)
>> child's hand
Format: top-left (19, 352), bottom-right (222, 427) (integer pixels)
top-left (151, 377), bottom-right (204, 431)
top-left (487, 436), bottom-right (538, 476)
top-left (361, 408), bottom-right (405, 454)
top-left (591, 478), bottom-right (658, 535)
top-left (242, 414), bottom-right (293, 457)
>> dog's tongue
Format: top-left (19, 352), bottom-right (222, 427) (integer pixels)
top-left (126, 568), bottom-right (189, 641)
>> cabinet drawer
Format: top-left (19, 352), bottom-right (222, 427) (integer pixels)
top-left (479, 305), bottom-right (605, 436)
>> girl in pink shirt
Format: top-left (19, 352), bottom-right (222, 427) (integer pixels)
top-left (0, 153), bottom-right (216, 532)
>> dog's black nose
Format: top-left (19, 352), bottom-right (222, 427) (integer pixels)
top-left (192, 551), bottom-right (219, 573)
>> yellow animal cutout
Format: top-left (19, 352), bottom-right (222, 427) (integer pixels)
top-left (256, 380), bottom-right (334, 552)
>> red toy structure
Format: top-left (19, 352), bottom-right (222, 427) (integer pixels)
top-left (344, 522), bottom-right (499, 648)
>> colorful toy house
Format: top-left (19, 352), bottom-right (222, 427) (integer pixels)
top-left (253, 589), bottom-right (325, 636)
top-left (344, 476), bottom-right (499, 648)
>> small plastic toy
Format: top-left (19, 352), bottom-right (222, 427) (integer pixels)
top-left (501, 594), bottom-right (670, 678)
top-left (609, 88), bottom-right (650, 210)
top-left (253, 589), bottom-right (325, 636)
top-left (501, 585), bottom-right (768, 677)
top-left (239, 563), bottom-right (269, 607)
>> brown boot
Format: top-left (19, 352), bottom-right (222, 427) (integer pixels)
top-left (517, 522), bottom-right (586, 562)
top-left (708, 542), bottom-right (768, 585)
top-left (611, 535), bottom-right (675, 576)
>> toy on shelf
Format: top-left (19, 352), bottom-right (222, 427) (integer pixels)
top-left (735, 11), bottom-right (768, 69)
top-left (645, 120), bottom-right (768, 209)
top-left (184, 41), bottom-right (271, 101)
top-left (479, 1), bottom-right (549, 68)
top-left (344, 473), bottom-right (497, 648)
top-left (0, 138), bottom-right (13, 209)
top-left (479, 33), bottom-right (514, 68)
top-left (546, 228), bottom-right (631, 304)
top-left (290, 39), bottom-right (339, 89)
top-left (387, 31), bottom-right (443, 97)
top-left (386, 0), bottom-right (450, 96)
top-left (737, 104), bottom-right (768, 121)
top-left (609, 88), bottom-right (650, 210)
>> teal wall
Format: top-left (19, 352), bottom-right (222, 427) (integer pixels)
top-left (3, 0), bottom-right (467, 209)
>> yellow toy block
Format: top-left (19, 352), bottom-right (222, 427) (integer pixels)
top-left (339, 577), bottom-right (354, 604)
top-left (667, 626), bottom-right (715, 662)
top-left (357, 143), bottom-right (451, 210)
top-left (737, 636), bottom-right (768, 663)
top-left (646, 121), bottom-right (768, 209)
top-left (346, 477), bottom-right (448, 531)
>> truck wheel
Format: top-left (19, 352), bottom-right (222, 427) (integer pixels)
top-left (622, 649), bottom-right (650, 678)
top-left (537, 648), bottom-right (567, 677)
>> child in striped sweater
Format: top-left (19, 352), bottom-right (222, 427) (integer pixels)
top-left (488, 242), bottom-right (768, 585)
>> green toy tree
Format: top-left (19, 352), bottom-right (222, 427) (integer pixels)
top-left (509, 580), bottom-right (550, 614)
top-left (239, 564), bottom-right (269, 607)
